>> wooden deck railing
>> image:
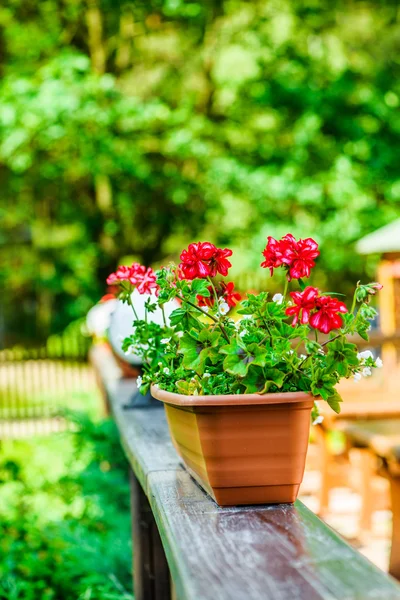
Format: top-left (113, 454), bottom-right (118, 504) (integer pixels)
top-left (91, 344), bottom-right (400, 600)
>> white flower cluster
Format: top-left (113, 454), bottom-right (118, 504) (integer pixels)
top-left (353, 350), bottom-right (383, 382)
top-left (272, 293), bottom-right (284, 305)
top-left (136, 375), bottom-right (143, 389)
top-left (218, 300), bottom-right (230, 315)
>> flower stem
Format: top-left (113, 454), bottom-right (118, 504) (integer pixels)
top-left (179, 296), bottom-right (230, 343)
top-left (283, 278), bottom-right (289, 298)
top-left (161, 304), bottom-right (167, 327)
top-left (321, 333), bottom-right (341, 347)
top-left (127, 295), bottom-right (139, 321)
top-left (350, 288), bottom-right (358, 314)
top-left (207, 277), bottom-right (220, 307)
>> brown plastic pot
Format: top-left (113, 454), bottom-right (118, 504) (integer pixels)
top-left (150, 385), bottom-right (314, 506)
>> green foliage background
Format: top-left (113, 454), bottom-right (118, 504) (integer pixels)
top-left (0, 414), bottom-right (132, 600)
top-left (1, 0), bottom-right (399, 341)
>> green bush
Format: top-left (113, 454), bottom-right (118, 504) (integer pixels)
top-left (0, 415), bottom-right (133, 600)
top-left (1, 0), bottom-right (399, 340)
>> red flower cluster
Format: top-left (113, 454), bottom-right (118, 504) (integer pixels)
top-left (286, 286), bottom-right (348, 334)
top-left (179, 242), bottom-right (232, 280)
top-left (261, 233), bottom-right (319, 281)
top-left (197, 281), bottom-right (241, 308)
top-left (106, 263), bottom-right (158, 295)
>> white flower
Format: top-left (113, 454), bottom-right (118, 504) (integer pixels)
top-left (158, 362), bottom-right (163, 367)
top-left (353, 372), bottom-right (362, 382)
top-left (161, 338), bottom-right (171, 345)
top-left (362, 367), bottom-right (372, 377)
top-left (234, 320), bottom-right (241, 329)
top-left (300, 354), bottom-right (307, 360)
top-left (317, 349), bottom-right (325, 355)
top-left (136, 375), bottom-right (143, 388)
top-left (357, 350), bottom-right (374, 362)
top-left (163, 367), bottom-right (170, 375)
top-left (239, 330), bottom-right (248, 338)
top-left (176, 331), bottom-right (184, 338)
top-left (219, 302), bottom-right (230, 315)
top-left (273, 293), bottom-right (284, 305)
top-left (375, 357), bottom-right (383, 368)
top-left (203, 372), bottom-right (211, 379)
top-left (313, 415), bottom-right (324, 425)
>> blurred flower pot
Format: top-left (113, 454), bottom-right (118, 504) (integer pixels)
top-left (151, 385), bottom-right (313, 506)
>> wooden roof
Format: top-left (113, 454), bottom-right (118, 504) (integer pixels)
top-left (356, 219), bottom-right (400, 254)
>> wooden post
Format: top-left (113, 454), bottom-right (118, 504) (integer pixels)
top-left (315, 425), bottom-right (331, 514)
top-left (130, 469), bottom-right (171, 600)
top-left (389, 475), bottom-right (400, 579)
top-left (356, 449), bottom-right (376, 534)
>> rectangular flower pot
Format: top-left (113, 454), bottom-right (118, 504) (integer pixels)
top-left (150, 386), bottom-right (314, 506)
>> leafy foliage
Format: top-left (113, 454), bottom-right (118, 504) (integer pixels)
top-left (0, 0), bottom-right (399, 342)
top-left (121, 259), bottom-right (382, 418)
top-left (0, 415), bottom-right (132, 600)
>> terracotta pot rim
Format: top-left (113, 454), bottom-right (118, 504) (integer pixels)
top-left (151, 385), bottom-right (315, 407)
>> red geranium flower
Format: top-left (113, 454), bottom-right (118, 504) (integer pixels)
top-left (287, 237), bottom-right (320, 281)
top-left (208, 248), bottom-right (233, 277)
top-left (128, 263), bottom-right (147, 285)
top-left (136, 267), bottom-right (158, 295)
top-left (261, 233), bottom-right (319, 280)
top-left (197, 285), bottom-right (215, 308)
top-left (309, 296), bottom-right (348, 334)
top-left (106, 265), bottom-right (133, 285)
top-left (179, 242), bottom-right (233, 279)
top-left (179, 242), bottom-right (216, 279)
top-left (197, 281), bottom-right (240, 308)
top-left (285, 286), bottom-right (319, 326)
top-left (106, 263), bottom-right (156, 294)
top-left (261, 237), bottom-right (286, 275)
top-left (220, 281), bottom-right (241, 307)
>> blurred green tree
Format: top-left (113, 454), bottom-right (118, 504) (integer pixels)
top-left (0, 0), bottom-right (399, 341)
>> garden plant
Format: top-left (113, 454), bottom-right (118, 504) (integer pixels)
top-left (108, 233), bottom-right (383, 422)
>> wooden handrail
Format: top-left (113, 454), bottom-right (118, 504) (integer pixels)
top-left (90, 344), bottom-right (400, 600)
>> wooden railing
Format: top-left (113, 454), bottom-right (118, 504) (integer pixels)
top-left (91, 344), bottom-right (400, 600)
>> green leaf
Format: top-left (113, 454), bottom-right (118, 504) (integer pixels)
top-left (169, 308), bottom-right (187, 326)
top-left (220, 340), bottom-right (269, 377)
top-left (191, 279), bottom-right (210, 296)
top-left (326, 390), bottom-right (343, 414)
top-left (242, 366), bottom-right (285, 393)
top-left (178, 329), bottom-right (221, 375)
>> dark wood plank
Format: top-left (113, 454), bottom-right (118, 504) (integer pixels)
top-left (91, 344), bottom-right (400, 600)
top-left (148, 469), bottom-right (400, 600)
top-left (130, 469), bottom-right (171, 600)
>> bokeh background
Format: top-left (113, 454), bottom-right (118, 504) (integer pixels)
top-left (1, 0), bottom-right (400, 345)
top-left (1, 2), bottom-right (400, 598)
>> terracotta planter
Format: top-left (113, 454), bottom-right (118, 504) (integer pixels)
top-left (150, 386), bottom-right (314, 506)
